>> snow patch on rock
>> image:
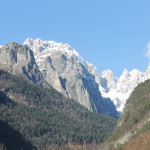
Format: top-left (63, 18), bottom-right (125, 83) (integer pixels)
top-left (24, 38), bottom-right (87, 68)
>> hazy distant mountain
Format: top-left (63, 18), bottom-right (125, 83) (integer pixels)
top-left (99, 65), bottom-right (150, 112)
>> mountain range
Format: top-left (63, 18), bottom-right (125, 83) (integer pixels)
top-left (23, 38), bottom-right (117, 117)
top-left (0, 38), bottom-right (150, 150)
top-left (1, 38), bottom-right (150, 115)
top-left (23, 38), bottom-right (150, 113)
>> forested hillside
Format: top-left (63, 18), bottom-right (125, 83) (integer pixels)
top-left (0, 70), bottom-right (116, 150)
top-left (100, 79), bottom-right (150, 150)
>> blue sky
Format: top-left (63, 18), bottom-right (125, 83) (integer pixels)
top-left (1, 0), bottom-right (150, 77)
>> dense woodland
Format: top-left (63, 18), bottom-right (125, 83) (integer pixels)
top-left (0, 70), bottom-right (116, 150)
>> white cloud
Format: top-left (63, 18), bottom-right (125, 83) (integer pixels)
top-left (145, 42), bottom-right (150, 58)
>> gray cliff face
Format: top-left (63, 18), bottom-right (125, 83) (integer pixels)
top-left (0, 43), bottom-right (48, 87)
top-left (36, 51), bottom-right (98, 112)
top-left (24, 38), bottom-right (117, 117)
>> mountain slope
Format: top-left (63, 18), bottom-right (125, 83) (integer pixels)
top-left (100, 79), bottom-right (150, 150)
top-left (117, 128), bottom-right (150, 150)
top-left (23, 38), bottom-right (118, 117)
top-left (100, 65), bottom-right (150, 112)
top-left (0, 42), bottom-right (49, 87)
top-left (0, 70), bottom-right (117, 150)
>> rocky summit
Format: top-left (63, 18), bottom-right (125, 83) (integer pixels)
top-left (0, 42), bottom-right (49, 87)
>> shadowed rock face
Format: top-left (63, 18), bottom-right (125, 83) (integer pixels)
top-left (0, 43), bottom-right (49, 88)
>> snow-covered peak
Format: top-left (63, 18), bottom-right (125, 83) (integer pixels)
top-left (24, 38), bottom-right (77, 55)
top-left (101, 69), bottom-right (117, 84)
top-left (117, 69), bottom-right (130, 85)
top-left (0, 45), bottom-right (2, 48)
top-left (101, 69), bottom-right (114, 77)
top-left (130, 69), bottom-right (140, 76)
top-left (24, 38), bottom-right (87, 67)
top-left (101, 69), bottom-right (118, 91)
top-left (121, 68), bottom-right (130, 77)
top-left (123, 68), bottom-right (128, 73)
top-left (99, 65), bottom-right (150, 112)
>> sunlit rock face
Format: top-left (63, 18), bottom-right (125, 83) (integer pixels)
top-left (24, 38), bottom-right (117, 117)
top-left (0, 42), bottom-right (49, 87)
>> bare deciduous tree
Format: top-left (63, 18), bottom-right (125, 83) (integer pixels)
top-left (0, 143), bottom-right (6, 150)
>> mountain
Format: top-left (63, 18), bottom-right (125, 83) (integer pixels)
top-left (100, 79), bottom-right (150, 150)
top-left (0, 70), bottom-right (117, 150)
top-left (0, 42), bottom-right (49, 88)
top-left (99, 65), bottom-right (150, 112)
top-left (23, 38), bottom-right (117, 117)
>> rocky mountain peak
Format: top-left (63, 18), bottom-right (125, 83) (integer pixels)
top-left (100, 69), bottom-right (118, 91)
top-left (0, 42), bottom-right (49, 87)
top-left (101, 69), bottom-right (114, 76)
top-left (2, 42), bottom-right (19, 49)
top-left (119, 68), bottom-right (130, 79)
top-left (0, 42), bottom-right (33, 67)
top-left (24, 38), bottom-right (118, 117)
top-left (23, 38), bottom-right (87, 69)
top-left (24, 38), bottom-right (79, 57)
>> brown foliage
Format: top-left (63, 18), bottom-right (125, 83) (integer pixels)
top-left (120, 131), bottom-right (150, 150)
top-left (46, 143), bottom-right (100, 150)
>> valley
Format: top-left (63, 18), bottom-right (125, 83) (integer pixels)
top-left (0, 39), bottom-right (149, 150)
